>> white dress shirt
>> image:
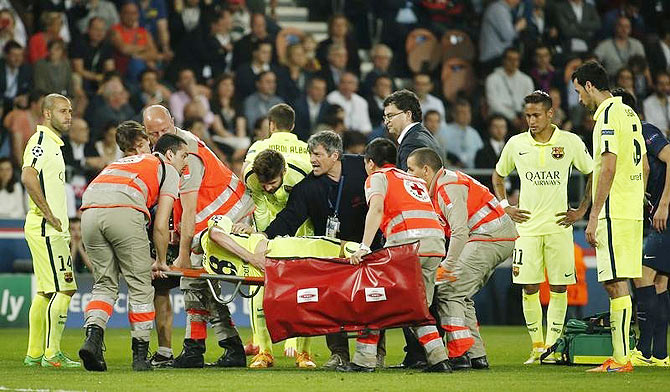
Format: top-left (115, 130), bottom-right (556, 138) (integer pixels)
top-left (326, 90), bottom-right (373, 133)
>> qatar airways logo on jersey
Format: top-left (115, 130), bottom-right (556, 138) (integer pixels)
top-left (525, 170), bottom-right (561, 185)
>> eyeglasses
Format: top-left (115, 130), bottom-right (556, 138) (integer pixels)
top-left (383, 111), bottom-right (405, 121)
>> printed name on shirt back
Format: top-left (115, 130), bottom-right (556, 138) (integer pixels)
top-left (269, 144), bottom-right (308, 154)
top-left (601, 129), bottom-right (614, 135)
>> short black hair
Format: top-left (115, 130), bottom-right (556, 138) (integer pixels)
top-left (571, 61), bottom-right (610, 91)
top-left (654, 70), bottom-right (670, 84)
top-left (3, 40), bottom-right (22, 55)
top-left (342, 130), bottom-right (367, 151)
top-left (267, 103), bottom-right (295, 130)
top-left (364, 137), bottom-right (397, 167)
top-left (423, 109), bottom-right (441, 120)
top-left (611, 87), bottom-right (639, 114)
top-left (524, 90), bottom-right (553, 110)
top-left (408, 147), bottom-right (443, 172)
top-left (255, 70), bottom-right (275, 83)
top-left (503, 46), bottom-right (520, 58)
top-left (252, 38), bottom-right (272, 53)
top-left (383, 89), bottom-right (422, 122)
top-left (153, 133), bottom-right (187, 155)
top-left (253, 149), bottom-right (285, 184)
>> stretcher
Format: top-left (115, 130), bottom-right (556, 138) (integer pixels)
top-left (164, 243), bottom-right (434, 342)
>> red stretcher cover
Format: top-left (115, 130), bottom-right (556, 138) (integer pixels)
top-left (263, 242), bottom-right (435, 343)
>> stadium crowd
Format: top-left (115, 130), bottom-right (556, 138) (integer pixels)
top-left (3, 0), bottom-right (670, 374)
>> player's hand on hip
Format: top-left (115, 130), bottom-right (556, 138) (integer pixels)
top-left (46, 215), bottom-right (62, 232)
top-left (652, 204), bottom-right (669, 232)
top-left (504, 206), bottom-right (531, 223)
top-left (173, 254), bottom-right (192, 270)
top-left (585, 217), bottom-right (598, 247)
top-left (556, 208), bottom-right (585, 227)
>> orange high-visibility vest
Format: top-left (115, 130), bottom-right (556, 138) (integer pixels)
top-left (432, 168), bottom-right (516, 241)
top-left (81, 154), bottom-right (163, 218)
top-left (370, 166), bottom-right (444, 256)
top-left (173, 138), bottom-right (253, 234)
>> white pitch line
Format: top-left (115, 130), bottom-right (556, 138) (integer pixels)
top-left (0, 386), bottom-right (86, 392)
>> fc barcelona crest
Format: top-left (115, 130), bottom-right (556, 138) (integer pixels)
top-left (64, 272), bottom-right (73, 283)
top-left (512, 266), bottom-right (520, 277)
top-left (551, 146), bottom-right (565, 160)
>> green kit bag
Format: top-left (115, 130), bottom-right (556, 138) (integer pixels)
top-left (541, 313), bottom-right (637, 365)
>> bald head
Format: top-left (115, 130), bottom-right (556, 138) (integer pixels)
top-left (42, 93), bottom-right (70, 113)
top-left (143, 105), bottom-right (175, 146)
top-left (42, 94), bottom-right (72, 135)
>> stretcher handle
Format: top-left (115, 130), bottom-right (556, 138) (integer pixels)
top-left (164, 268), bottom-right (265, 285)
top-left (207, 278), bottom-right (240, 305)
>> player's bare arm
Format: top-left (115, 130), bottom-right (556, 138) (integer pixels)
top-left (173, 191), bottom-right (197, 269)
top-left (208, 226), bottom-right (268, 271)
top-left (350, 194), bottom-right (383, 265)
top-left (20, 166), bottom-right (61, 232)
top-left (652, 148), bottom-right (670, 232)
top-left (152, 195), bottom-right (174, 278)
top-left (586, 152), bottom-right (617, 247)
top-left (557, 173), bottom-right (592, 227)
top-left (492, 170), bottom-right (530, 223)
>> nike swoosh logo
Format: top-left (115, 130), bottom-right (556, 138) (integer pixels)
top-left (564, 273), bottom-right (573, 277)
top-left (552, 322), bottom-right (562, 326)
top-left (643, 255), bottom-right (656, 259)
top-left (598, 270), bottom-right (605, 274)
top-left (519, 152), bottom-right (530, 155)
top-left (527, 322), bottom-right (537, 326)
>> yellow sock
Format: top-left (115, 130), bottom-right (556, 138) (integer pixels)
top-left (26, 294), bottom-right (50, 358)
top-left (44, 293), bottom-right (72, 359)
top-left (522, 291), bottom-right (544, 346)
top-left (296, 337), bottom-right (310, 354)
top-left (251, 287), bottom-right (273, 354)
top-left (545, 291), bottom-right (568, 348)
top-left (610, 295), bottom-right (632, 364)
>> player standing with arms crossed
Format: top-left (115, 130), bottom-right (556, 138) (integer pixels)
top-left (493, 91), bottom-right (593, 364)
top-left (22, 94), bottom-right (81, 368)
top-left (572, 61), bottom-right (648, 372)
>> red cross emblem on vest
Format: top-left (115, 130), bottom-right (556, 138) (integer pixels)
top-left (404, 179), bottom-right (430, 202)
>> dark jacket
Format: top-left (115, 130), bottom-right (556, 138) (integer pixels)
top-left (474, 141), bottom-right (500, 169)
top-left (264, 154), bottom-right (381, 248)
top-left (0, 60), bottom-right (32, 112)
top-left (397, 123), bottom-right (441, 171)
top-left (294, 95), bottom-right (330, 142)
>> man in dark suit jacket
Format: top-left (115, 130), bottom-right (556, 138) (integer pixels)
top-left (0, 40), bottom-right (32, 116)
top-left (294, 77), bottom-right (330, 141)
top-left (383, 89), bottom-right (441, 171)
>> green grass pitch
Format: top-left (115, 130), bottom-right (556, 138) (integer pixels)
top-left (1, 327), bottom-right (669, 391)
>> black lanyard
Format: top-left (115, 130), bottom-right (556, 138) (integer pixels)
top-left (328, 176), bottom-right (345, 217)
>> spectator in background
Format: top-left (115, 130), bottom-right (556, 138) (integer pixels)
top-left (314, 103), bottom-right (346, 135)
top-left (440, 98), bottom-right (483, 169)
top-left (281, 43), bottom-right (312, 106)
top-left (476, 114), bottom-right (509, 170)
top-left (71, 17), bottom-right (115, 96)
top-left (236, 39), bottom-right (274, 100)
top-left (86, 78), bottom-right (135, 140)
top-left (413, 73), bottom-right (447, 133)
top-left (69, 217), bottom-right (92, 273)
top-left (93, 121), bottom-right (123, 165)
top-left (614, 66), bottom-right (635, 96)
top-left (169, 67), bottom-right (214, 128)
top-left (643, 71), bottom-right (670, 136)
top-left (233, 13), bottom-right (272, 70)
top-left (27, 11), bottom-right (65, 64)
top-left (191, 8), bottom-right (234, 80)
top-left (594, 16), bottom-right (645, 77)
top-left (244, 71), bottom-right (284, 135)
top-left (628, 54), bottom-right (652, 100)
top-left (301, 33), bottom-right (321, 73)
top-left (72, 0), bottom-right (119, 34)
top-left (130, 68), bottom-right (171, 113)
top-left (183, 116), bottom-right (228, 162)
top-left (479, 0), bottom-right (526, 70)
top-left (0, 8), bottom-right (26, 51)
top-left (0, 40), bottom-right (31, 118)
top-left (211, 73), bottom-right (247, 141)
top-left (318, 43), bottom-right (348, 93)
top-left (34, 39), bottom-right (73, 96)
top-left (327, 72), bottom-right (372, 134)
top-left (423, 110), bottom-right (463, 168)
top-left (555, 0), bottom-right (601, 54)
top-left (228, 0), bottom-right (250, 41)
top-left (521, 0), bottom-right (559, 49)
top-left (647, 24), bottom-right (670, 74)
top-left (368, 74), bottom-right (393, 130)
top-left (137, 0), bottom-right (173, 62)
top-left (110, 2), bottom-right (161, 81)
top-left (549, 87), bottom-right (569, 129)
top-left (361, 43), bottom-right (395, 98)
top-left (62, 118), bottom-right (100, 203)
top-left (342, 130), bottom-right (367, 154)
top-left (294, 76), bottom-right (330, 142)
top-left (598, 0), bottom-right (644, 41)
top-left (169, 0), bottom-right (209, 47)
top-left (0, 157), bottom-right (26, 218)
top-left (316, 14), bottom-right (360, 77)
top-left (4, 91), bottom-right (43, 167)
top-left (529, 44), bottom-right (557, 92)
top-left (486, 47), bottom-right (534, 130)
